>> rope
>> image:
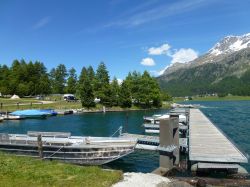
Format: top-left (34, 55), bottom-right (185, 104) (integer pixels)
top-left (43, 146), bottom-right (64, 159)
top-left (110, 126), bottom-right (123, 137)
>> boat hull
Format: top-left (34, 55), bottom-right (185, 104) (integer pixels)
top-left (0, 143), bottom-right (135, 165)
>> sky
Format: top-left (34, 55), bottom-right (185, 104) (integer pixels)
top-left (1, 0), bottom-right (250, 80)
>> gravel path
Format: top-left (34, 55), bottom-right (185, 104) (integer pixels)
top-left (112, 172), bottom-right (170, 187)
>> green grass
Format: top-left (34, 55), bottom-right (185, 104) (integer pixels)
top-left (0, 98), bottom-right (169, 112)
top-left (0, 152), bottom-right (122, 187)
top-left (173, 95), bottom-right (250, 102)
top-left (0, 98), bottom-right (82, 112)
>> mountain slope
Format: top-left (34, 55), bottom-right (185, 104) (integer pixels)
top-left (157, 33), bottom-right (250, 96)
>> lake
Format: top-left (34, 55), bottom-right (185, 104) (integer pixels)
top-left (0, 101), bottom-right (249, 173)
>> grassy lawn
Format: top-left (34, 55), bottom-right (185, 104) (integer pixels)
top-left (0, 98), bottom-right (82, 112)
top-left (0, 98), bottom-right (170, 112)
top-left (173, 95), bottom-right (250, 102)
top-left (0, 152), bottom-right (122, 187)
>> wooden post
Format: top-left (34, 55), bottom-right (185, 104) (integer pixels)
top-left (37, 134), bottom-right (43, 159)
top-left (17, 102), bottom-right (19, 109)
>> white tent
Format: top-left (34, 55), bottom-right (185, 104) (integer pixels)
top-left (11, 94), bottom-right (20, 99)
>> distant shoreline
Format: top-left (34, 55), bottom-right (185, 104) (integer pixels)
top-left (173, 95), bottom-right (250, 102)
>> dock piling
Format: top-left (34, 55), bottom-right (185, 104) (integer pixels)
top-left (157, 115), bottom-right (179, 172)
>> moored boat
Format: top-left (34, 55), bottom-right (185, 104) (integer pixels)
top-left (143, 113), bottom-right (187, 124)
top-left (0, 131), bottom-right (137, 165)
top-left (10, 109), bottom-right (49, 119)
top-left (0, 116), bottom-right (3, 122)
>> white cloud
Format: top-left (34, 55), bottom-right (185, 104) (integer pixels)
top-left (151, 48), bottom-right (198, 76)
top-left (148, 43), bottom-right (171, 55)
top-left (170, 48), bottom-right (198, 64)
top-left (140, 57), bottom-right (155, 66)
top-left (33, 16), bottom-right (51, 30)
top-left (105, 0), bottom-right (215, 27)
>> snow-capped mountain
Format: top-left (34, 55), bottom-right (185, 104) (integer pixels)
top-left (209, 33), bottom-right (250, 56)
top-left (161, 33), bottom-right (250, 75)
top-left (157, 32), bottom-right (250, 96)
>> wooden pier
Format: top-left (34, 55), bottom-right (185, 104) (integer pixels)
top-left (189, 109), bottom-right (248, 164)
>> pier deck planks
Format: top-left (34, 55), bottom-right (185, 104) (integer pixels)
top-left (189, 109), bottom-right (248, 163)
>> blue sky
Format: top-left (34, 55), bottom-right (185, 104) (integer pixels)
top-left (1, 0), bottom-right (250, 80)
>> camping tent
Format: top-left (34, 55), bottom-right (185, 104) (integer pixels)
top-left (11, 94), bottom-right (20, 99)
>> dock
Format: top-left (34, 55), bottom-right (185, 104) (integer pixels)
top-left (189, 109), bottom-right (248, 164)
top-left (121, 133), bottom-right (187, 151)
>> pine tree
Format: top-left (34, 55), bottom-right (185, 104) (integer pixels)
top-left (50, 64), bottom-right (67, 94)
top-left (95, 62), bottom-right (111, 105)
top-left (79, 67), bottom-right (95, 108)
top-left (119, 81), bottom-right (132, 108)
top-left (110, 77), bottom-right (120, 106)
top-left (66, 68), bottom-right (77, 94)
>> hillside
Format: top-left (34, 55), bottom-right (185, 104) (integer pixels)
top-left (157, 33), bottom-right (250, 96)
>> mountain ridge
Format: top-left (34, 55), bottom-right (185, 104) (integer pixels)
top-left (157, 33), bottom-right (250, 96)
top-left (161, 33), bottom-right (250, 77)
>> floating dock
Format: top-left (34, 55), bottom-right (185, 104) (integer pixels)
top-left (189, 109), bottom-right (248, 164)
top-left (121, 133), bottom-right (187, 151)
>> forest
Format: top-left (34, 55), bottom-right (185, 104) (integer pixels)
top-left (0, 60), bottom-right (164, 108)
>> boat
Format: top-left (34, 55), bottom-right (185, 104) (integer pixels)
top-left (0, 131), bottom-right (137, 165)
top-left (0, 117), bottom-right (3, 122)
top-left (143, 123), bottom-right (188, 134)
top-left (10, 109), bottom-right (49, 119)
top-left (143, 113), bottom-right (187, 124)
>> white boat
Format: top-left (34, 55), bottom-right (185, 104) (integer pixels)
top-left (143, 114), bottom-right (187, 124)
top-left (0, 117), bottom-right (3, 122)
top-left (143, 123), bottom-right (188, 134)
top-left (0, 131), bottom-right (137, 165)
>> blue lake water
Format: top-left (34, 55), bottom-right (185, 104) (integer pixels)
top-left (0, 101), bottom-right (249, 173)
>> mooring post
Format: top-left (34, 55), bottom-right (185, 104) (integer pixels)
top-left (159, 118), bottom-right (173, 170)
top-left (37, 134), bottom-right (43, 159)
top-left (153, 115), bottom-right (179, 175)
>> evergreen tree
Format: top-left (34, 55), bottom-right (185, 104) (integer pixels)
top-left (95, 62), bottom-right (111, 105)
top-left (110, 77), bottom-right (120, 106)
top-left (87, 66), bottom-right (95, 83)
top-left (50, 64), bottom-right (67, 94)
top-left (66, 68), bottom-right (77, 94)
top-left (119, 81), bottom-right (132, 108)
top-left (79, 67), bottom-right (95, 108)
